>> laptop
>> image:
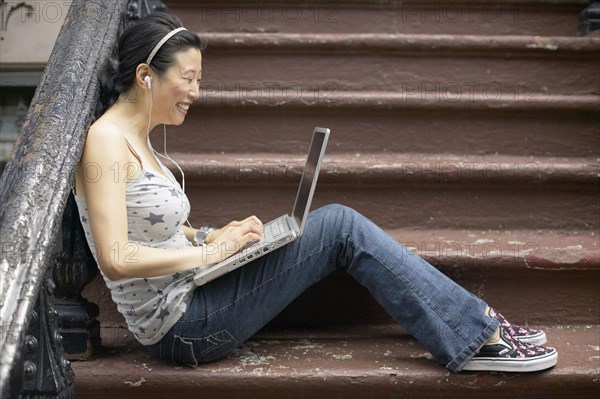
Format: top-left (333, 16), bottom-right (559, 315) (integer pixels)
top-left (194, 127), bottom-right (330, 286)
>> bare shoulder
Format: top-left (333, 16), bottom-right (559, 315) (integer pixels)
top-left (86, 117), bottom-right (124, 145)
top-left (83, 117), bottom-right (130, 159)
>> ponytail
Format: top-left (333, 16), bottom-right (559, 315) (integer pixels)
top-left (95, 45), bottom-right (120, 119)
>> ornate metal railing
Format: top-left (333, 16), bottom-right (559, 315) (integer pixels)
top-left (0, 1), bottom-right (129, 397)
top-left (579, 1), bottom-right (600, 36)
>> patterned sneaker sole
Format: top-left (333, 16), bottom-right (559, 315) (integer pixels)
top-left (462, 349), bottom-right (558, 373)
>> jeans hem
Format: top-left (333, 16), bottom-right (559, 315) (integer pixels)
top-left (445, 316), bottom-right (499, 372)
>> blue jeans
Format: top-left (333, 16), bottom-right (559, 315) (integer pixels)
top-left (146, 204), bottom-right (498, 372)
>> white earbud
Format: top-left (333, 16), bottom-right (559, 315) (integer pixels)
top-left (144, 76), bottom-right (152, 89)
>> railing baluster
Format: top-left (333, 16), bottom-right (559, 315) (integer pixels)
top-left (52, 194), bottom-right (101, 360)
top-left (21, 269), bottom-right (75, 398)
top-left (579, 1), bottom-right (600, 36)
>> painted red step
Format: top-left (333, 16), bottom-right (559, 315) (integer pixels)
top-left (169, 152), bottom-right (599, 186)
top-left (169, 0), bottom-right (587, 37)
top-left (196, 33), bottom-right (600, 95)
top-left (72, 324), bottom-right (600, 399)
top-left (164, 94), bottom-right (600, 157)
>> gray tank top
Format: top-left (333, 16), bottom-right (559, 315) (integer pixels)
top-left (74, 142), bottom-right (198, 345)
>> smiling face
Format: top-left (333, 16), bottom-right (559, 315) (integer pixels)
top-left (151, 47), bottom-right (202, 126)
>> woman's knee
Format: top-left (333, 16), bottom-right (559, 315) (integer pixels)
top-left (317, 203), bottom-right (358, 220)
top-left (313, 203), bottom-right (365, 234)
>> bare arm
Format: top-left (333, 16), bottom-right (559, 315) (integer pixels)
top-left (181, 224), bottom-right (196, 244)
top-left (78, 124), bottom-right (262, 281)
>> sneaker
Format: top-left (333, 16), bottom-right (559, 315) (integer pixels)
top-left (462, 325), bottom-right (558, 372)
top-left (489, 308), bottom-right (547, 345)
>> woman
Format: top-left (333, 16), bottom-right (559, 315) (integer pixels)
top-left (74, 12), bottom-right (557, 373)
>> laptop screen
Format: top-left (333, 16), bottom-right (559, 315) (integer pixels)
top-left (291, 127), bottom-right (330, 235)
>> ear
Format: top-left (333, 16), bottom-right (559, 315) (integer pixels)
top-left (135, 64), bottom-right (152, 91)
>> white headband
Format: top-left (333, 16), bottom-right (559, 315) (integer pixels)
top-left (146, 27), bottom-right (188, 65)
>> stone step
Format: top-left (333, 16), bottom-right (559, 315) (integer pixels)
top-left (173, 152), bottom-right (599, 186)
top-left (152, 152), bottom-right (600, 230)
top-left (72, 324), bottom-right (600, 399)
top-left (196, 33), bottom-right (600, 95)
top-left (82, 229), bottom-right (599, 328)
top-left (169, 0), bottom-right (588, 37)
top-left (166, 93), bottom-right (600, 157)
top-left (186, 178), bottom-right (598, 230)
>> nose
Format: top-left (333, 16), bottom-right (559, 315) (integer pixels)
top-left (189, 83), bottom-right (200, 101)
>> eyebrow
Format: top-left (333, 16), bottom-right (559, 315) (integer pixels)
top-left (182, 68), bottom-right (201, 74)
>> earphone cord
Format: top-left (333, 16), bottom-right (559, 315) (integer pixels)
top-left (152, 125), bottom-right (185, 193)
top-left (146, 81), bottom-right (195, 232)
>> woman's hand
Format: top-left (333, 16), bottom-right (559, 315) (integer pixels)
top-left (205, 216), bottom-right (264, 263)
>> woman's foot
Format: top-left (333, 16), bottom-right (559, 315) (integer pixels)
top-left (462, 324), bottom-right (557, 372)
top-left (489, 308), bottom-right (547, 345)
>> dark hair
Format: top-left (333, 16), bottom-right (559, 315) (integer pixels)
top-left (96, 12), bottom-right (205, 118)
